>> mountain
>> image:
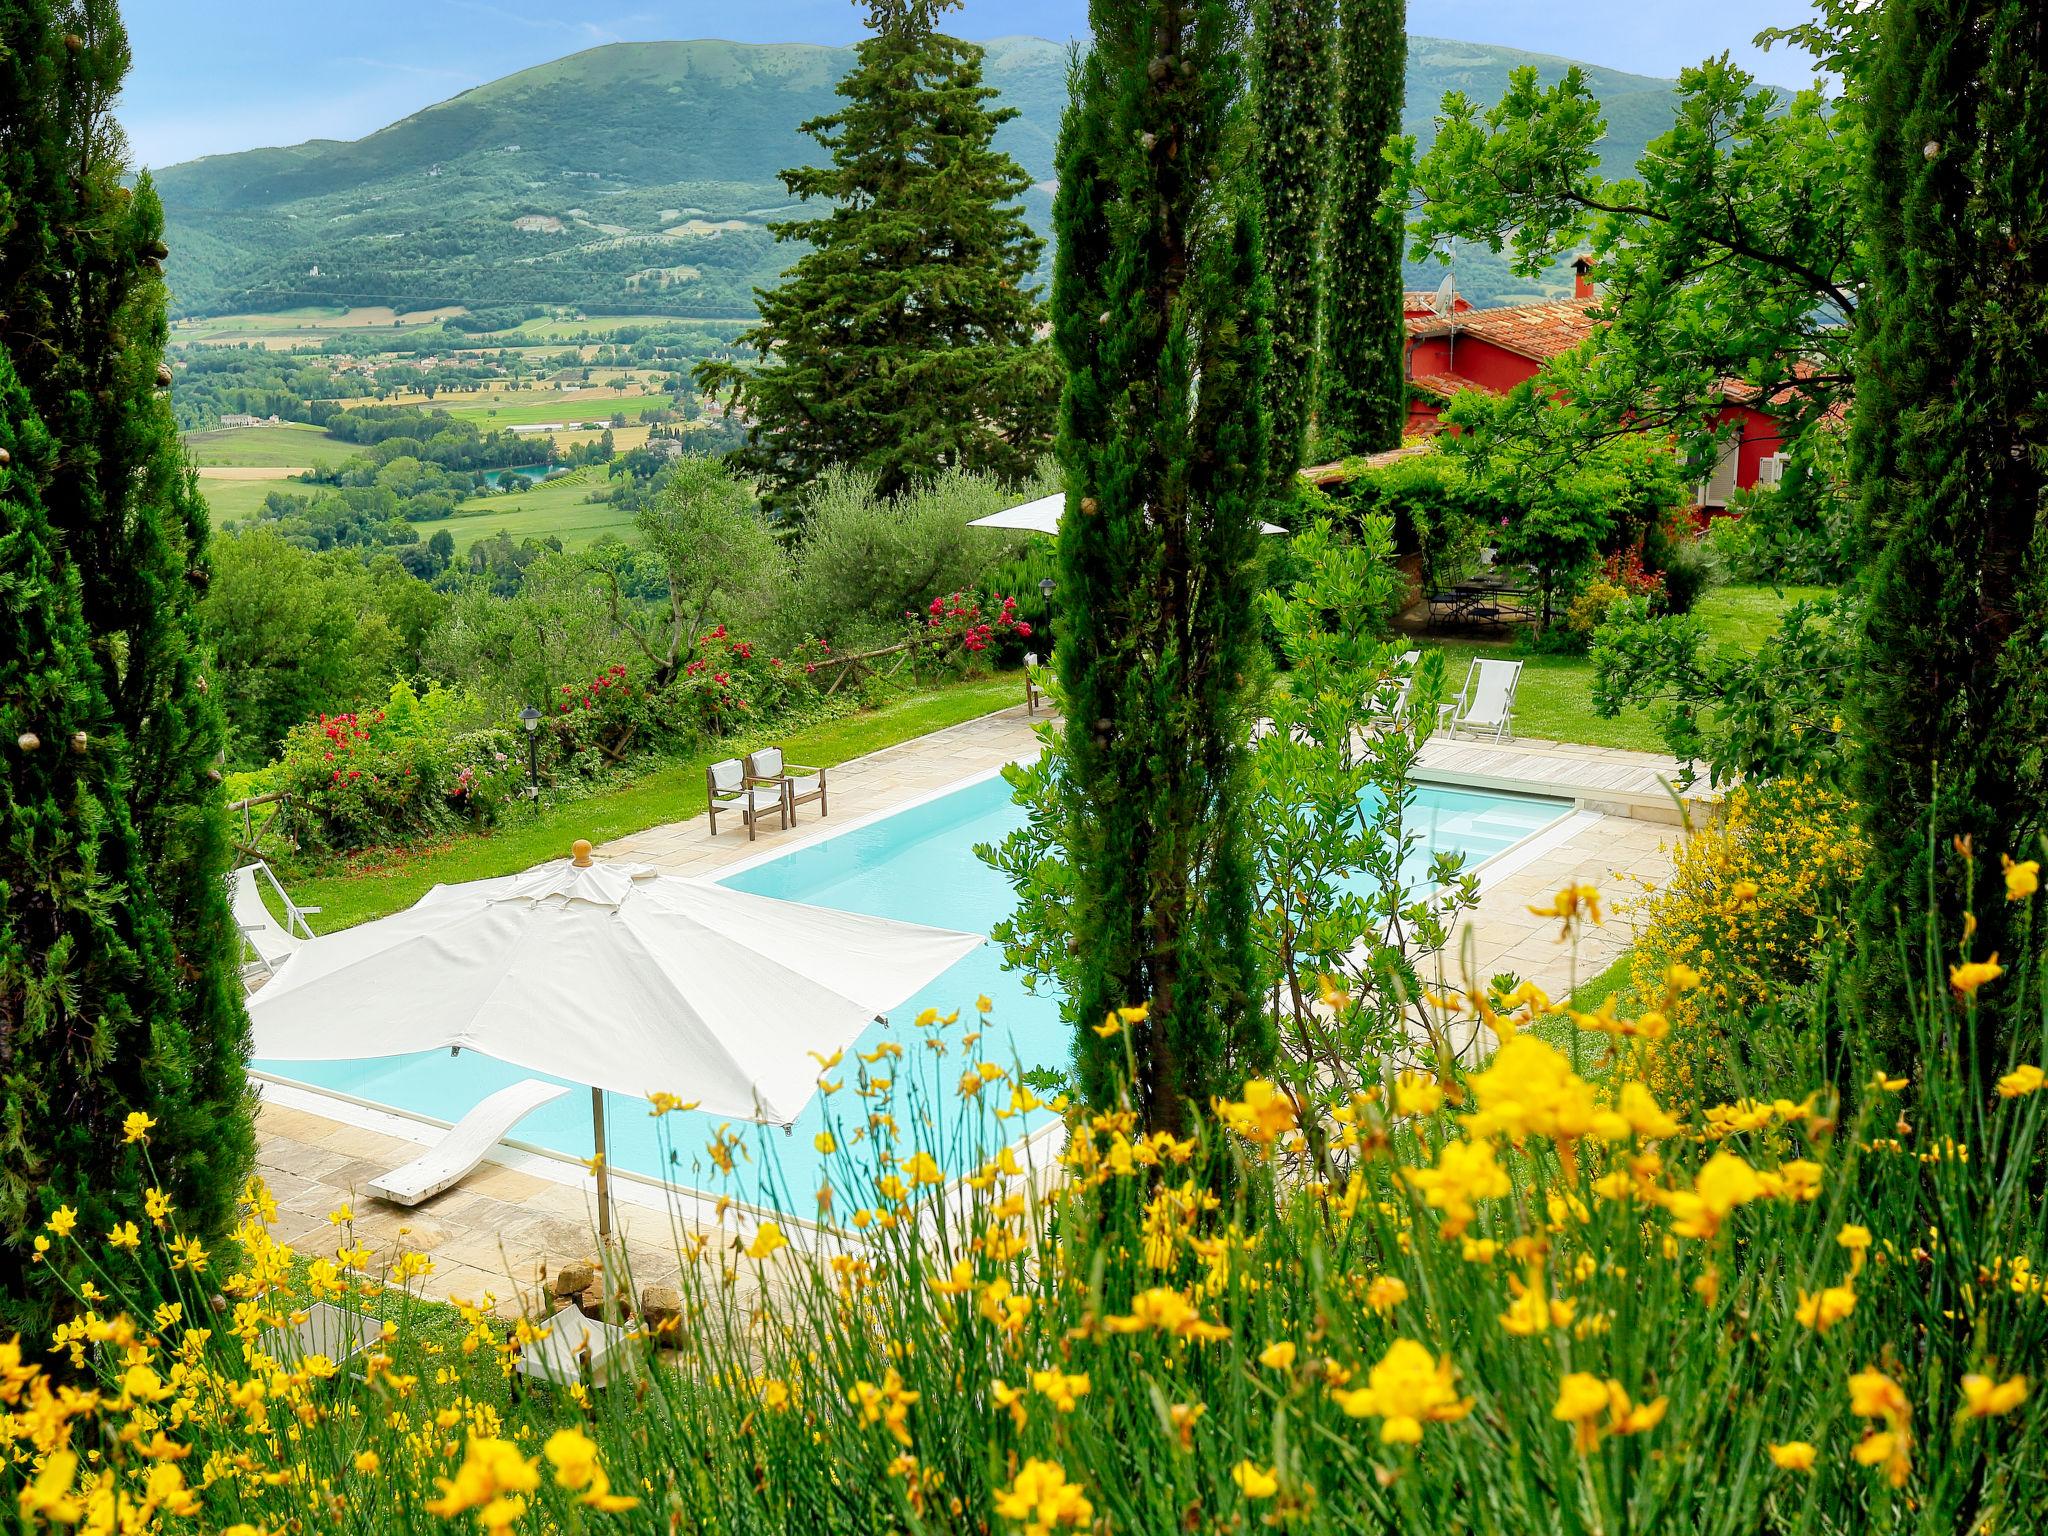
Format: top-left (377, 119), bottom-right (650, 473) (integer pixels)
top-left (154, 35), bottom-right (1691, 323)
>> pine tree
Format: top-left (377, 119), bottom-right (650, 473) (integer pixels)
top-left (1250, 0), bottom-right (1335, 488)
top-left (0, 0), bottom-right (253, 1326)
top-left (696, 0), bottom-right (1055, 512)
top-left (1850, 0), bottom-right (2048, 1068)
top-left (1052, 0), bottom-right (1273, 1130)
top-left (1319, 0), bottom-right (1407, 455)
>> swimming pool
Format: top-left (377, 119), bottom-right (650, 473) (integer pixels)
top-left (255, 770), bottom-right (1567, 1202)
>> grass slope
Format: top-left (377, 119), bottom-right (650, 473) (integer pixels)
top-left (445, 469), bottom-right (638, 551)
top-left (293, 672), bottom-right (1028, 931)
top-left (183, 421), bottom-right (345, 467)
top-left (156, 35), bottom-right (1714, 321)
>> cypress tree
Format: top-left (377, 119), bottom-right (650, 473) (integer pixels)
top-left (1319, 0), bottom-right (1408, 454)
top-left (0, 0), bottom-right (253, 1326)
top-left (1249, 0), bottom-right (1336, 487)
top-left (1052, 0), bottom-right (1273, 1130)
top-left (696, 0), bottom-right (1055, 511)
top-left (1850, 0), bottom-right (2048, 1067)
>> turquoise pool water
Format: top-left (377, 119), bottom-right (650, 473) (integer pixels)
top-left (256, 772), bottom-right (1566, 1204)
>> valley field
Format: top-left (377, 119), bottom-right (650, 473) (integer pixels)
top-left (445, 467), bottom-right (638, 550)
top-left (183, 421), bottom-right (346, 467)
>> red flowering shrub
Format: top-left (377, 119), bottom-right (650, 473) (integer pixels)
top-left (906, 590), bottom-right (1030, 679)
top-left (276, 682), bottom-right (518, 853)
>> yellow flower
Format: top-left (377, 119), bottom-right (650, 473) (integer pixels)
top-left (1230, 1461), bottom-right (1280, 1500)
top-left (1258, 1341), bottom-right (1297, 1370)
top-left (1664, 1151), bottom-right (1763, 1241)
top-left (994, 1458), bottom-right (1093, 1534)
top-left (745, 1222), bottom-right (790, 1261)
top-left (1091, 1012), bottom-right (1125, 1038)
top-left (904, 1151), bottom-right (945, 1187)
top-left (1365, 1275), bottom-right (1408, 1314)
top-left (19, 1451), bottom-right (83, 1524)
top-left (1958, 1373), bottom-right (2027, 1420)
top-left (1951, 955), bottom-right (2003, 995)
top-left (1030, 1369), bottom-right (1090, 1413)
top-left (1213, 1080), bottom-right (1297, 1144)
top-left (814, 1130), bottom-right (838, 1153)
top-left (1768, 1440), bottom-right (1817, 1472)
top-left (1837, 1224), bottom-right (1873, 1272)
top-left (107, 1221), bottom-right (142, 1252)
top-left (545, 1428), bottom-right (638, 1511)
top-left (1393, 1072), bottom-right (1444, 1117)
top-left (425, 1436), bottom-right (540, 1523)
top-left (1103, 1287), bottom-right (1227, 1343)
top-left (1996, 1063), bottom-right (2044, 1099)
top-left (1405, 1136), bottom-right (1511, 1238)
top-left (1795, 1283), bottom-right (1857, 1333)
top-left (143, 1187), bottom-right (173, 1227)
top-left (2002, 854), bottom-right (2039, 901)
top-left (1528, 882), bottom-right (1603, 930)
top-left (46, 1206), bottom-right (77, 1239)
top-left (646, 1091), bottom-right (698, 1116)
top-left (1329, 1338), bottom-right (1473, 1444)
top-left (928, 1260), bottom-right (975, 1297)
top-left (1552, 1373), bottom-right (1612, 1452)
top-left (1848, 1367), bottom-right (1912, 1487)
top-left (354, 1451), bottom-right (380, 1474)
top-left (976, 994), bottom-right (994, 1013)
top-left (122, 1110), bottom-right (156, 1144)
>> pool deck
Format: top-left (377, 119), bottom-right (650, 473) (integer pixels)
top-left (249, 703), bottom-right (1697, 1316)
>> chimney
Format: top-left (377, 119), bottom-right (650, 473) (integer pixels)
top-left (1572, 253), bottom-right (1596, 300)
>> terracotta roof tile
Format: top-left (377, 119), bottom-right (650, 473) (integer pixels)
top-left (1408, 371), bottom-right (1501, 400)
top-left (1405, 296), bottom-right (1598, 360)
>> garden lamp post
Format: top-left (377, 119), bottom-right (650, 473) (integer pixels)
top-left (1039, 575), bottom-right (1055, 601)
top-left (518, 707), bottom-right (541, 809)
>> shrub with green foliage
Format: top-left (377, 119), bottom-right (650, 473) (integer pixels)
top-left (273, 683), bottom-right (519, 854)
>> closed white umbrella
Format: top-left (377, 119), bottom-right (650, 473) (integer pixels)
top-left (249, 842), bottom-right (982, 1233)
top-left (969, 490), bottom-right (1290, 536)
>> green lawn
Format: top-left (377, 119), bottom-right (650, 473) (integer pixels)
top-left (1423, 583), bottom-right (1832, 752)
top-left (444, 467), bottom-right (639, 550)
top-left (290, 672), bottom-right (1031, 932)
top-left (183, 422), bottom-right (347, 468)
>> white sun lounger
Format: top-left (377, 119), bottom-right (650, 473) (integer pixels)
top-left (1438, 657), bottom-right (1524, 743)
top-left (255, 1301), bottom-right (382, 1373)
top-left (516, 1305), bottom-right (632, 1390)
top-left (367, 1079), bottom-right (570, 1206)
top-left (1366, 649), bottom-right (1424, 729)
top-left (229, 861), bottom-right (320, 986)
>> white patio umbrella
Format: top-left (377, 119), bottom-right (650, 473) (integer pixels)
top-left (248, 842), bottom-right (982, 1235)
top-left (970, 490), bottom-right (1290, 536)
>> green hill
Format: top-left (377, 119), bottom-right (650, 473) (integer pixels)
top-left (156, 35), bottom-right (1696, 322)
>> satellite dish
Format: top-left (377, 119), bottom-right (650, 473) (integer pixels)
top-left (1430, 272), bottom-right (1458, 318)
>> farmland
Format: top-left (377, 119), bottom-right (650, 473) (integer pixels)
top-left (444, 467), bottom-right (638, 550)
top-left (182, 421), bottom-right (345, 467)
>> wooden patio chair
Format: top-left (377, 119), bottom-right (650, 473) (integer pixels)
top-left (707, 757), bottom-right (785, 841)
top-left (746, 746), bottom-right (827, 825)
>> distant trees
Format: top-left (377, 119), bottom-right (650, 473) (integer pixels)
top-left (1051, 0), bottom-right (1273, 1128)
top-left (1250, 0), bottom-right (1336, 487)
top-left (1319, 0), bottom-right (1408, 454)
top-left (1849, 0), bottom-right (2048, 1065)
top-left (0, 0), bottom-right (254, 1327)
top-left (697, 0), bottom-right (1054, 511)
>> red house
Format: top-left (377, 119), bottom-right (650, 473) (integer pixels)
top-left (1401, 257), bottom-right (1791, 511)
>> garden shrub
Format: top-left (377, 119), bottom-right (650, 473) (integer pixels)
top-left (1624, 777), bottom-right (1866, 1104)
top-left (275, 680), bottom-right (520, 853)
top-left (772, 467), bottom-right (1044, 651)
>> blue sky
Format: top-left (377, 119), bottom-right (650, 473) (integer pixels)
top-left (119, 1), bottom-right (1820, 169)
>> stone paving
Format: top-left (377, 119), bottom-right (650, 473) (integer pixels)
top-left (249, 704), bottom-right (1694, 1314)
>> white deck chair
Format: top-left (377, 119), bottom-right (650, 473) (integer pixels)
top-left (516, 1305), bottom-right (632, 1391)
top-left (229, 862), bottom-right (320, 985)
top-left (706, 756), bottom-right (785, 840)
top-left (367, 1079), bottom-right (570, 1206)
top-left (1366, 650), bottom-right (1424, 729)
top-left (1437, 658), bottom-right (1524, 743)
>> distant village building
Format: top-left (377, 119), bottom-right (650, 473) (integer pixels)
top-left (217, 412), bottom-right (281, 428)
top-left (1401, 256), bottom-right (1791, 511)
